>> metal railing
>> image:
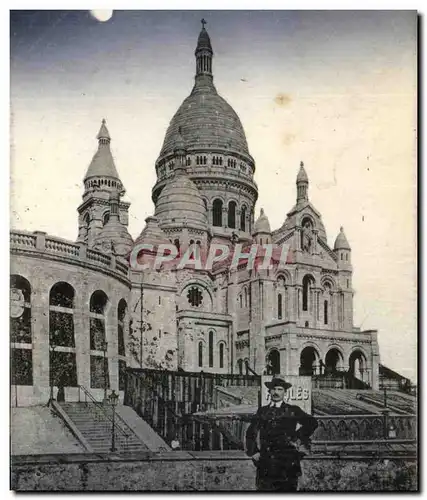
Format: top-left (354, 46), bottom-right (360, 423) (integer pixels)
top-left (175, 412), bottom-right (417, 453)
top-left (77, 385), bottom-right (142, 451)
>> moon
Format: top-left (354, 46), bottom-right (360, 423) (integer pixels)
top-left (90, 10), bottom-right (113, 22)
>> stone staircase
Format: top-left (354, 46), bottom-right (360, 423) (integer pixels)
top-left (59, 402), bottom-right (149, 454)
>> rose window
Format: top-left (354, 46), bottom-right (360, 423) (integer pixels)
top-left (187, 286), bottom-right (203, 307)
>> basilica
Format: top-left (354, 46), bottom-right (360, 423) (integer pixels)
top-left (10, 24), bottom-right (380, 407)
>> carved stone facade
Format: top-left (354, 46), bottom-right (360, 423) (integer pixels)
top-left (10, 25), bottom-right (380, 406)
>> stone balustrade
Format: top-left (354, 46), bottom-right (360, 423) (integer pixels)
top-left (10, 229), bottom-right (129, 280)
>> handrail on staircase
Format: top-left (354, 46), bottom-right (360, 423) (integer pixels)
top-left (77, 385), bottom-right (139, 442)
top-left (244, 360), bottom-right (261, 379)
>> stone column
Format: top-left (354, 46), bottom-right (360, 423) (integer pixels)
top-left (31, 281), bottom-right (50, 404)
top-left (74, 284), bottom-right (90, 394)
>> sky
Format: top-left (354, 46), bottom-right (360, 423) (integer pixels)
top-left (9, 10), bottom-right (417, 381)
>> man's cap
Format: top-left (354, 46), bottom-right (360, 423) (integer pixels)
top-left (265, 376), bottom-right (292, 390)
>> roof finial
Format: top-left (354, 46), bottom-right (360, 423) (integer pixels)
top-left (201, 18), bottom-right (207, 28)
top-left (102, 118), bottom-right (106, 125)
top-left (300, 161), bottom-right (304, 167)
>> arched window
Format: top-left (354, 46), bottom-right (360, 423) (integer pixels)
top-left (240, 207), bottom-right (246, 232)
top-left (198, 341), bottom-right (203, 367)
top-left (10, 275), bottom-right (33, 387)
top-left (209, 331), bottom-right (214, 367)
top-left (103, 212), bottom-right (110, 226)
top-left (323, 282), bottom-right (332, 325)
top-left (83, 213), bottom-right (90, 242)
top-left (49, 282), bottom-right (75, 347)
top-left (228, 201), bottom-right (236, 228)
top-left (349, 350), bottom-right (368, 382)
top-left (89, 290), bottom-right (109, 389)
top-left (213, 199), bottom-right (223, 227)
top-left (49, 282), bottom-right (77, 389)
top-left (266, 349), bottom-right (280, 375)
top-left (302, 275), bottom-right (314, 312)
top-left (299, 346), bottom-right (320, 376)
top-left (278, 293), bottom-right (283, 320)
top-left (244, 288), bottom-right (248, 307)
top-left (174, 239), bottom-right (180, 252)
top-left (219, 343), bottom-right (225, 369)
top-left (325, 348), bottom-right (343, 375)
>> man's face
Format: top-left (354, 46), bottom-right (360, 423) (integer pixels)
top-left (269, 386), bottom-right (286, 402)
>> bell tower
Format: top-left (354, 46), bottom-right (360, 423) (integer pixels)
top-left (76, 119), bottom-right (130, 248)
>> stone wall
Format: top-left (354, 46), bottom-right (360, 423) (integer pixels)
top-left (11, 452), bottom-right (417, 492)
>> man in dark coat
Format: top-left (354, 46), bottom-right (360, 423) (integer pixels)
top-left (245, 376), bottom-right (318, 492)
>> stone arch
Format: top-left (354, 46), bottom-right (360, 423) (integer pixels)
top-left (49, 282), bottom-right (78, 391)
top-left (83, 213), bottom-right (91, 241)
top-left (349, 348), bottom-right (368, 382)
top-left (324, 347), bottom-right (345, 374)
top-left (218, 341), bottom-right (226, 369)
top-left (302, 274), bottom-right (316, 312)
top-left (10, 275), bottom-right (33, 387)
top-left (212, 199), bottom-right (224, 227)
top-left (299, 344), bottom-right (321, 376)
top-left (49, 281), bottom-right (75, 308)
top-left (276, 269), bottom-right (292, 285)
top-left (102, 211), bottom-right (110, 226)
top-left (90, 290), bottom-right (109, 314)
top-left (300, 213), bottom-right (316, 228)
top-left (228, 200), bottom-right (237, 229)
top-left (266, 348), bottom-right (281, 375)
top-left (321, 276), bottom-right (336, 289)
top-left (181, 280), bottom-right (213, 311)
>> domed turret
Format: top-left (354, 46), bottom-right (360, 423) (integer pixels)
top-left (157, 21), bottom-right (253, 161)
top-left (155, 166), bottom-right (208, 231)
top-left (94, 190), bottom-right (133, 256)
top-left (334, 226), bottom-right (351, 250)
top-left (253, 208), bottom-right (272, 245)
top-left (152, 21), bottom-right (258, 244)
top-left (135, 215), bottom-right (170, 248)
top-left (84, 119), bottom-right (124, 192)
top-left (253, 208), bottom-right (271, 235)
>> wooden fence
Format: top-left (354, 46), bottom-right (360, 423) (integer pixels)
top-left (124, 368), bottom-right (260, 442)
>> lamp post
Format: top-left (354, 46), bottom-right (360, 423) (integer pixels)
top-left (108, 389), bottom-right (119, 452)
top-left (49, 344), bottom-right (57, 404)
top-left (101, 341), bottom-right (108, 404)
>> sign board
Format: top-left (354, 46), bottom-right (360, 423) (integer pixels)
top-left (261, 375), bottom-right (312, 414)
